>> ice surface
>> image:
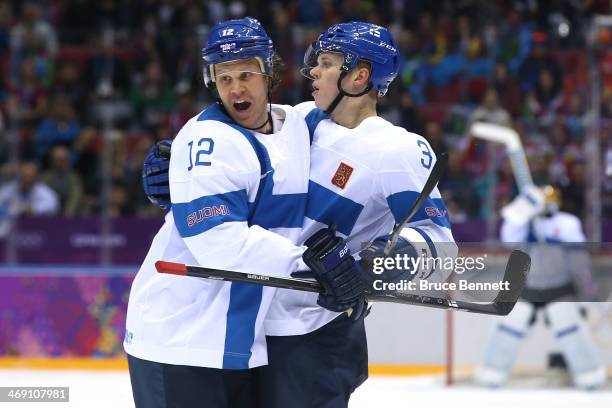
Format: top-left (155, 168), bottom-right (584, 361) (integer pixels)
top-left (1, 370), bottom-right (611, 408)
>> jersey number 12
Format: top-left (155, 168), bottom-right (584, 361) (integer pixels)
top-left (188, 138), bottom-right (214, 170)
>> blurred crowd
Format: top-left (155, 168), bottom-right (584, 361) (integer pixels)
top-left (0, 0), bottom-right (611, 225)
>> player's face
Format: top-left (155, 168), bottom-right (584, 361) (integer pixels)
top-left (309, 52), bottom-right (343, 109)
top-left (214, 58), bottom-right (270, 130)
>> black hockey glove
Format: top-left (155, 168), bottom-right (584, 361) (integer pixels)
top-left (293, 226), bottom-right (367, 320)
top-left (143, 140), bottom-right (172, 210)
top-left (359, 234), bottom-right (420, 292)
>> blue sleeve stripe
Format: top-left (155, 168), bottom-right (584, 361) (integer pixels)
top-left (305, 181), bottom-right (364, 236)
top-left (527, 222), bottom-right (537, 242)
top-left (556, 325), bottom-right (578, 339)
top-left (386, 191), bottom-right (451, 229)
top-left (304, 108), bottom-right (329, 144)
top-left (499, 324), bottom-right (526, 339)
top-left (172, 190), bottom-right (249, 237)
top-left (412, 227), bottom-right (438, 258)
top-left (223, 283), bottom-right (262, 369)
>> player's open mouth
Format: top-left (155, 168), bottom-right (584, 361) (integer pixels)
top-left (233, 100), bottom-right (251, 111)
top-left (312, 85), bottom-right (319, 95)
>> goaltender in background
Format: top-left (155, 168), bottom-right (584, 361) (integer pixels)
top-left (370, 253), bottom-right (511, 292)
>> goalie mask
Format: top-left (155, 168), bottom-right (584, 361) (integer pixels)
top-left (541, 185), bottom-right (561, 215)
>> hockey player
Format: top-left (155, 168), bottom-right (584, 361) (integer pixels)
top-left (143, 22), bottom-right (457, 407)
top-left (259, 23), bottom-right (456, 407)
top-left (475, 185), bottom-right (606, 389)
top-left (125, 17), bottom-right (364, 408)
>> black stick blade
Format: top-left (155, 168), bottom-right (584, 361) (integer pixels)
top-left (488, 249), bottom-right (531, 315)
top-left (365, 250), bottom-right (531, 316)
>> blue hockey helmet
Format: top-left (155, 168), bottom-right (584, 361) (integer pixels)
top-left (303, 22), bottom-right (400, 97)
top-left (202, 17), bottom-right (274, 88)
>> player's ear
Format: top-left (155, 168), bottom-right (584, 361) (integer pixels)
top-left (350, 63), bottom-right (371, 93)
top-left (348, 67), bottom-right (369, 93)
top-left (352, 67), bottom-right (370, 85)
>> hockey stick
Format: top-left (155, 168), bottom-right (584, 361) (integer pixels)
top-left (155, 150), bottom-right (446, 289)
top-left (155, 250), bottom-right (530, 316)
top-left (155, 150), bottom-right (446, 279)
top-left (470, 123), bottom-right (533, 192)
top-left (384, 152), bottom-right (448, 255)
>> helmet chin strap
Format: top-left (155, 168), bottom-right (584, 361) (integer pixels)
top-left (241, 86), bottom-right (273, 134)
top-left (324, 70), bottom-right (373, 114)
top-left (241, 110), bottom-right (272, 133)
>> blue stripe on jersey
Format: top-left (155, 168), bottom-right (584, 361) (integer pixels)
top-left (412, 226), bottom-right (438, 258)
top-left (498, 323), bottom-right (525, 339)
top-left (386, 191), bottom-right (451, 229)
top-left (305, 181), bottom-right (364, 236)
top-left (196, 103), bottom-right (308, 368)
top-left (172, 190), bottom-right (249, 237)
top-left (556, 325), bottom-right (578, 338)
top-left (304, 108), bottom-right (329, 144)
top-left (526, 223), bottom-right (536, 242)
top-left (249, 192), bottom-right (308, 229)
top-left (527, 222), bottom-right (563, 243)
top-left (223, 283), bottom-right (263, 369)
top-left (197, 103), bottom-right (307, 229)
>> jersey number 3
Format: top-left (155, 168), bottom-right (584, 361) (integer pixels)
top-left (417, 140), bottom-right (432, 169)
top-left (188, 138), bottom-right (214, 170)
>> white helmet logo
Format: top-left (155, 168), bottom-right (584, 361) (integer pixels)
top-left (221, 43), bottom-right (236, 52)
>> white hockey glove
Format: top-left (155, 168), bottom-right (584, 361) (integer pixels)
top-left (501, 185), bottom-right (545, 225)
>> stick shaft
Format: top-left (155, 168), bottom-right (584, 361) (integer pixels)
top-left (155, 250), bottom-right (530, 316)
top-left (155, 261), bottom-right (321, 293)
top-left (471, 123), bottom-right (533, 191)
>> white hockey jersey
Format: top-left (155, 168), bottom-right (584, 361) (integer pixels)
top-left (264, 102), bottom-right (457, 336)
top-left (500, 211), bottom-right (588, 290)
top-left (124, 103), bottom-right (310, 369)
